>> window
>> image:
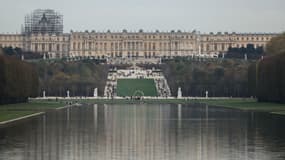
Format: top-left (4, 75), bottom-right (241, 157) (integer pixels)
top-left (62, 44), bottom-right (66, 51)
top-left (49, 44), bottom-right (52, 51)
top-left (57, 44), bottom-right (60, 51)
top-left (42, 44), bottom-right (45, 51)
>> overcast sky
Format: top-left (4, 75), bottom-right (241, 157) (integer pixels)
top-left (0, 0), bottom-right (284, 33)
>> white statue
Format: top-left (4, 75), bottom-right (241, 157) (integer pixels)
top-left (177, 87), bottom-right (182, 98)
top-left (244, 54), bottom-right (248, 61)
top-left (67, 90), bottom-right (70, 98)
top-left (43, 90), bottom-right (46, 98)
top-left (205, 90), bottom-right (208, 98)
top-left (94, 88), bottom-right (98, 97)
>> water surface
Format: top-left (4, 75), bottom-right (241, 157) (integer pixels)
top-left (0, 104), bottom-right (285, 160)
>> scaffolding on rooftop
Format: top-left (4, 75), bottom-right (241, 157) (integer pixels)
top-left (23, 9), bottom-right (63, 35)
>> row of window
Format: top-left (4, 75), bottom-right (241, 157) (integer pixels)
top-left (34, 43), bottom-right (67, 52)
top-left (200, 43), bottom-right (266, 51)
top-left (33, 37), bottom-right (67, 41)
top-left (204, 36), bottom-right (271, 41)
top-left (0, 43), bottom-right (22, 48)
top-left (0, 36), bottom-right (23, 41)
top-left (72, 34), bottom-right (194, 40)
top-left (72, 42), bottom-right (182, 50)
top-left (71, 51), bottom-right (183, 58)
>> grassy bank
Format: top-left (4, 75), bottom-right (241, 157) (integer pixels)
top-left (73, 98), bottom-right (188, 104)
top-left (0, 100), bottom-right (66, 123)
top-left (69, 98), bottom-right (285, 115)
top-left (195, 99), bottom-right (285, 115)
top-left (4, 98), bottom-right (284, 123)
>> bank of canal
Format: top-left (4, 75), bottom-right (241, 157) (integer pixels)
top-left (1, 98), bottom-right (285, 125)
top-left (74, 98), bottom-right (285, 115)
top-left (0, 100), bottom-right (71, 125)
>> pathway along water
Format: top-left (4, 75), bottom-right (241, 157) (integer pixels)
top-left (0, 103), bottom-right (285, 160)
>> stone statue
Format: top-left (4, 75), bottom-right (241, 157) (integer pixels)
top-left (43, 90), bottom-right (46, 98)
top-left (94, 88), bottom-right (98, 97)
top-left (177, 87), bottom-right (182, 98)
top-left (205, 90), bottom-right (208, 98)
top-left (67, 90), bottom-right (70, 98)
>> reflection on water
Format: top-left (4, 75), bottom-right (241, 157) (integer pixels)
top-left (0, 104), bottom-right (285, 160)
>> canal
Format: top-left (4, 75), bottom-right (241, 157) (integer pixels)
top-left (0, 104), bottom-right (285, 160)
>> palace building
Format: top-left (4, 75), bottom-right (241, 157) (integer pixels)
top-left (0, 9), bottom-right (278, 59)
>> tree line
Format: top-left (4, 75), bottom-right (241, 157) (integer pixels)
top-left (222, 44), bottom-right (264, 59)
top-left (1, 47), bottom-right (42, 59)
top-left (0, 51), bottom-right (39, 104)
top-left (161, 58), bottom-right (252, 97)
top-left (36, 60), bottom-right (109, 97)
top-left (248, 33), bottom-right (285, 103)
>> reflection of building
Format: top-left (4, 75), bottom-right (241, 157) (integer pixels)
top-left (0, 9), bottom-right (279, 59)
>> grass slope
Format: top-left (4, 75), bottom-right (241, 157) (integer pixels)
top-left (194, 99), bottom-right (285, 115)
top-left (80, 98), bottom-right (285, 115)
top-left (117, 79), bottom-right (157, 97)
top-left (0, 101), bottom-right (65, 122)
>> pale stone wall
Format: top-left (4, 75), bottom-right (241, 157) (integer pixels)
top-left (200, 32), bottom-right (275, 55)
top-left (0, 33), bottom-right (69, 58)
top-left (69, 30), bottom-right (198, 58)
top-left (0, 34), bottom-right (24, 49)
top-left (0, 31), bottom-right (278, 58)
top-left (27, 33), bottom-right (70, 58)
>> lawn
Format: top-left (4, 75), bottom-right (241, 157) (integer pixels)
top-left (117, 79), bottom-right (158, 97)
top-left (193, 99), bottom-right (285, 115)
top-left (85, 98), bottom-right (285, 115)
top-left (0, 111), bottom-right (38, 122)
top-left (0, 100), bottom-right (66, 123)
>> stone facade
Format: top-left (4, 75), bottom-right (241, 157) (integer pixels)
top-left (0, 30), bottom-right (278, 58)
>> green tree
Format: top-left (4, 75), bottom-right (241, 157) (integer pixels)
top-left (266, 33), bottom-right (285, 55)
